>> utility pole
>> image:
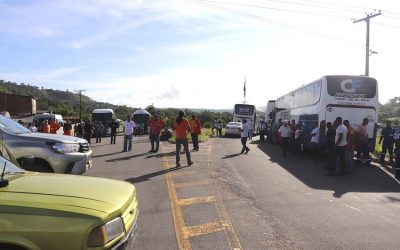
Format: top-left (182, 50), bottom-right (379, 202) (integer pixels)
top-left (74, 89), bottom-right (86, 123)
top-left (353, 11), bottom-right (381, 76)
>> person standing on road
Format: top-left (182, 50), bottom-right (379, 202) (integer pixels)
top-left (84, 121), bottom-right (93, 144)
top-left (189, 115), bottom-right (202, 151)
top-left (148, 115), bottom-right (165, 153)
top-left (357, 118), bottom-right (371, 166)
top-left (326, 122), bottom-right (336, 173)
top-left (248, 119), bottom-right (254, 140)
top-left (49, 119), bottom-right (60, 134)
top-left (310, 122), bottom-right (320, 161)
top-left (279, 121), bottom-right (291, 157)
top-left (110, 119), bottom-right (118, 144)
top-left (40, 120), bottom-right (50, 133)
top-left (63, 120), bottom-right (72, 136)
top-left (258, 120), bottom-right (266, 141)
top-left (95, 121), bottom-right (104, 143)
top-left (123, 115), bottom-right (136, 152)
top-left (174, 111), bottom-right (193, 167)
top-left (379, 120), bottom-right (395, 164)
top-left (344, 120), bottom-right (355, 174)
top-left (393, 129), bottom-right (400, 180)
top-left (331, 117), bottom-right (348, 176)
top-left (239, 119), bottom-right (250, 154)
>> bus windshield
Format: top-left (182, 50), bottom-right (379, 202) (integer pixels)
top-left (234, 104), bottom-right (255, 116)
top-left (92, 112), bottom-right (113, 122)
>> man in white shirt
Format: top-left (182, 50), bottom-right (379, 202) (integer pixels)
top-left (278, 121), bottom-right (291, 157)
top-left (248, 119), bottom-right (254, 140)
top-left (239, 119), bottom-right (250, 154)
top-left (123, 114), bottom-right (137, 152)
top-left (331, 116), bottom-right (348, 176)
top-left (310, 123), bottom-right (320, 161)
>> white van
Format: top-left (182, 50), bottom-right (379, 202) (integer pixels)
top-left (33, 113), bottom-right (63, 126)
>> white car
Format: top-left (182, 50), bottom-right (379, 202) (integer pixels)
top-left (224, 122), bottom-right (242, 137)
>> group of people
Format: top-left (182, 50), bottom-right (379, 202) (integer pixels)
top-left (266, 116), bottom-right (400, 179)
top-left (119, 112), bottom-right (201, 168)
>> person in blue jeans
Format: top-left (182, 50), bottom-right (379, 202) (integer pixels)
top-left (122, 115), bottom-right (136, 152)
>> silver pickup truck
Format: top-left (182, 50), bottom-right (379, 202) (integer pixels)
top-left (0, 114), bottom-right (92, 174)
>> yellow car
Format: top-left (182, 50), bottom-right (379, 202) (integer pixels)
top-left (0, 143), bottom-right (139, 250)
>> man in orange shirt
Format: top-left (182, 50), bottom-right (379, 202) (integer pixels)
top-left (40, 120), bottom-right (51, 133)
top-left (147, 115), bottom-right (165, 153)
top-left (189, 115), bottom-right (202, 151)
top-left (174, 111), bottom-right (193, 168)
top-left (49, 119), bottom-right (61, 134)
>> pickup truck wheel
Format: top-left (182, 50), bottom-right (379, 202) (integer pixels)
top-left (32, 159), bottom-right (53, 173)
top-left (0, 244), bottom-right (27, 250)
top-left (17, 158), bottom-right (53, 173)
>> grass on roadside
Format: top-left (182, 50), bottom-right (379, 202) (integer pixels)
top-left (168, 128), bottom-right (216, 143)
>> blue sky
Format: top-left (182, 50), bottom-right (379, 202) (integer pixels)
top-left (0, 0), bottom-right (399, 109)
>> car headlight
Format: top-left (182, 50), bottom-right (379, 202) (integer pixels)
top-left (46, 142), bottom-right (80, 154)
top-left (87, 217), bottom-right (124, 247)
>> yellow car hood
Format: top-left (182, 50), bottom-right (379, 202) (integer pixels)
top-left (0, 173), bottom-right (135, 219)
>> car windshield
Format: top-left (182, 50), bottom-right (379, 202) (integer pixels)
top-left (0, 115), bottom-right (31, 134)
top-left (0, 156), bottom-right (24, 175)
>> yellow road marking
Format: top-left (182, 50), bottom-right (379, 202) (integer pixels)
top-left (208, 145), bottom-right (243, 250)
top-left (185, 221), bottom-right (228, 238)
top-left (174, 180), bottom-right (209, 189)
top-left (177, 196), bottom-right (216, 206)
top-left (162, 144), bottom-right (192, 250)
top-left (170, 170), bottom-right (201, 177)
top-left (161, 142), bottom-right (243, 250)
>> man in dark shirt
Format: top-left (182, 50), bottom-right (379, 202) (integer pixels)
top-left (379, 120), bottom-right (395, 164)
top-left (110, 119), bottom-right (118, 144)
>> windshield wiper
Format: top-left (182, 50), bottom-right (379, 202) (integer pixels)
top-left (0, 161), bottom-right (9, 188)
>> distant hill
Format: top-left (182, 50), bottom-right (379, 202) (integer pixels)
top-left (0, 79), bottom-right (135, 120)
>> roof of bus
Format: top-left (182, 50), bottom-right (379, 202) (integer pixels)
top-left (133, 109), bottom-right (150, 115)
top-left (92, 109), bottom-right (114, 114)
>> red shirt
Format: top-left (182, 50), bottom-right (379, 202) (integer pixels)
top-left (148, 118), bottom-right (165, 135)
top-left (189, 118), bottom-right (202, 134)
top-left (347, 126), bottom-right (356, 150)
top-left (174, 118), bottom-right (191, 139)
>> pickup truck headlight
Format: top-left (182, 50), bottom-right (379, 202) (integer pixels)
top-left (46, 142), bottom-right (80, 154)
top-left (87, 217), bottom-right (124, 247)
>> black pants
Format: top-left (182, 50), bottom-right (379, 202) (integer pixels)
top-left (176, 138), bottom-right (191, 165)
top-left (191, 133), bottom-right (199, 150)
top-left (110, 132), bottom-right (116, 144)
top-left (281, 137), bottom-right (289, 156)
top-left (150, 133), bottom-right (160, 151)
top-left (241, 137), bottom-right (249, 153)
top-left (335, 145), bottom-right (347, 174)
top-left (259, 131), bottom-right (265, 141)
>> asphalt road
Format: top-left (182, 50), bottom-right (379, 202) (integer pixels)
top-left (85, 134), bottom-right (400, 250)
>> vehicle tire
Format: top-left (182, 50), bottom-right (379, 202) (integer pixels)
top-left (0, 244), bottom-right (27, 250)
top-left (33, 159), bottom-right (53, 173)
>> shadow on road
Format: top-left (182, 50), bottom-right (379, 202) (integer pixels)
top-left (256, 141), bottom-right (400, 198)
top-left (222, 153), bottom-right (242, 159)
top-left (106, 152), bottom-right (149, 162)
top-left (124, 165), bottom-right (190, 184)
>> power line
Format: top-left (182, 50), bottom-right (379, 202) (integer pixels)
top-left (183, 0), bottom-right (364, 47)
top-left (197, 0), bottom-right (352, 19)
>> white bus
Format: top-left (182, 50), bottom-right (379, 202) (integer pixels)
top-left (273, 75), bottom-right (379, 149)
top-left (232, 103), bottom-right (264, 134)
top-left (92, 109), bottom-right (117, 136)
